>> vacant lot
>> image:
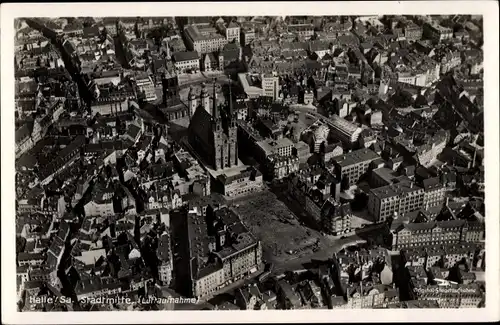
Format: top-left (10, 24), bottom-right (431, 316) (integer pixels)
top-left (233, 190), bottom-right (320, 265)
top-left (233, 189), bottom-right (373, 273)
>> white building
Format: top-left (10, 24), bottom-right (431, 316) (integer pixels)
top-left (261, 73), bottom-right (279, 101)
top-left (135, 76), bottom-right (157, 102)
top-left (172, 51), bottom-right (200, 74)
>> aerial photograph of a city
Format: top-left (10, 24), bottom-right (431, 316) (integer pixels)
top-left (13, 14), bottom-right (485, 311)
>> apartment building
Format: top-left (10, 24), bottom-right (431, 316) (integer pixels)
top-left (368, 181), bottom-right (425, 222)
top-left (330, 148), bottom-right (380, 188)
top-left (172, 51), bottom-right (200, 74)
top-left (184, 25), bottom-right (228, 54)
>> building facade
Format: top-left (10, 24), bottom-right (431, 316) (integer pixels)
top-left (368, 182), bottom-right (425, 222)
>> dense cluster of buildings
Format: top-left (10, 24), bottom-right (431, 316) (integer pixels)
top-left (15, 14), bottom-right (485, 311)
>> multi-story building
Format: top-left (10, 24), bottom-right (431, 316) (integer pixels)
top-left (423, 23), bottom-right (453, 43)
top-left (287, 24), bottom-right (314, 39)
top-left (15, 124), bottom-right (34, 158)
top-left (261, 74), bottom-right (280, 101)
top-left (238, 73), bottom-right (279, 101)
top-left (241, 27), bottom-right (255, 46)
top-left (172, 51), bottom-right (200, 74)
top-left (185, 206), bottom-right (262, 299)
top-left (368, 181), bottom-right (425, 222)
top-left (288, 168), bottom-right (342, 226)
top-left (202, 53), bottom-right (219, 72)
top-left (442, 243), bottom-right (476, 269)
top-left (439, 51), bottom-right (462, 74)
top-left (462, 220), bottom-right (485, 244)
top-left (403, 22), bottom-right (423, 42)
top-left (215, 166), bottom-right (264, 197)
top-left (327, 115), bottom-right (363, 146)
top-left (237, 121), bottom-right (298, 181)
top-left (421, 177), bottom-right (446, 209)
top-left (90, 83), bottom-right (136, 116)
top-left (225, 21), bottom-right (240, 44)
top-left (330, 148), bottom-right (380, 188)
top-left (391, 219), bottom-right (466, 250)
top-left (321, 198), bottom-right (352, 235)
top-left (401, 243), bottom-right (476, 269)
top-left (266, 154), bottom-right (300, 180)
top-left (257, 137), bottom-right (294, 158)
top-left (135, 75), bottom-right (157, 102)
top-left (74, 276), bottom-right (122, 301)
top-left (184, 25), bottom-right (228, 54)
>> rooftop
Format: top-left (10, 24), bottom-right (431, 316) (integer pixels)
top-left (332, 148), bottom-right (380, 168)
top-left (370, 180), bottom-right (424, 200)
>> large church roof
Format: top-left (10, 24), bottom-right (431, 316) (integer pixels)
top-left (189, 106), bottom-right (215, 148)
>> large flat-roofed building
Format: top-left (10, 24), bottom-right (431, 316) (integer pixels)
top-left (238, 73), bottom-right (264, 99)
top-left (257, 137), bottom-right (294, 158)
top-left (330, 148), bottom-right (380, 187)
top-left (213, 165), bottom-right (264, 197)
top-left (185, 205), bottom-right (262, 299)
top-left (328, 115), bottom-right (363, 145)
top-left (238, 73), bottom-right (279, 101)
top-left (184, 25), bottom-right (228, 54)
top-left (368, 180), bottom-right (425, 222)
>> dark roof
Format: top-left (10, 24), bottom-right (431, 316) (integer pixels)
top-left (126, 124), bottom-right (141, 139)
top-left (422, 177), bottom-right (442, 190)
top-left (172, 51), bottom-right (199, 62)
top-left (15, 124), bottom-right (32, 144)
top-left (83, 26), bottom-right (100, 39)
top-left (75, 276), bottom-right (121, 296)
top-left (62, 39), bottom-right (76, 55)
top-left (188, 105), bottom-right (215, 149)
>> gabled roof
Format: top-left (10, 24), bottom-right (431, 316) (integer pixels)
top-left (188, 105), bottom-right (215, 149)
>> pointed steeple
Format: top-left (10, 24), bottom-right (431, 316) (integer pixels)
top-left (228, 76), bottom-right (233, 118)
top-left (212, 77), bottom-right (218, 119)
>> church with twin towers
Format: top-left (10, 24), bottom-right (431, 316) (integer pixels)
top-left (187, 79), bottom-right (238, 172)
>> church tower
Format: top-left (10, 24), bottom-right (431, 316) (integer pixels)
top-left (211, 79), bottom-right (225, 171)
top-left (227, 79), bottom-right (238, 167)
top-left (201, 84), bottom-right (210, 114)
top-left (188, 86), bottom-right (197, 119)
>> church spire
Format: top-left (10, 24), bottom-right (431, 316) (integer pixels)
top-left (212, 78), bottom-right (218, 119)
top-left (228, 76), bottom-right (233, 118)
